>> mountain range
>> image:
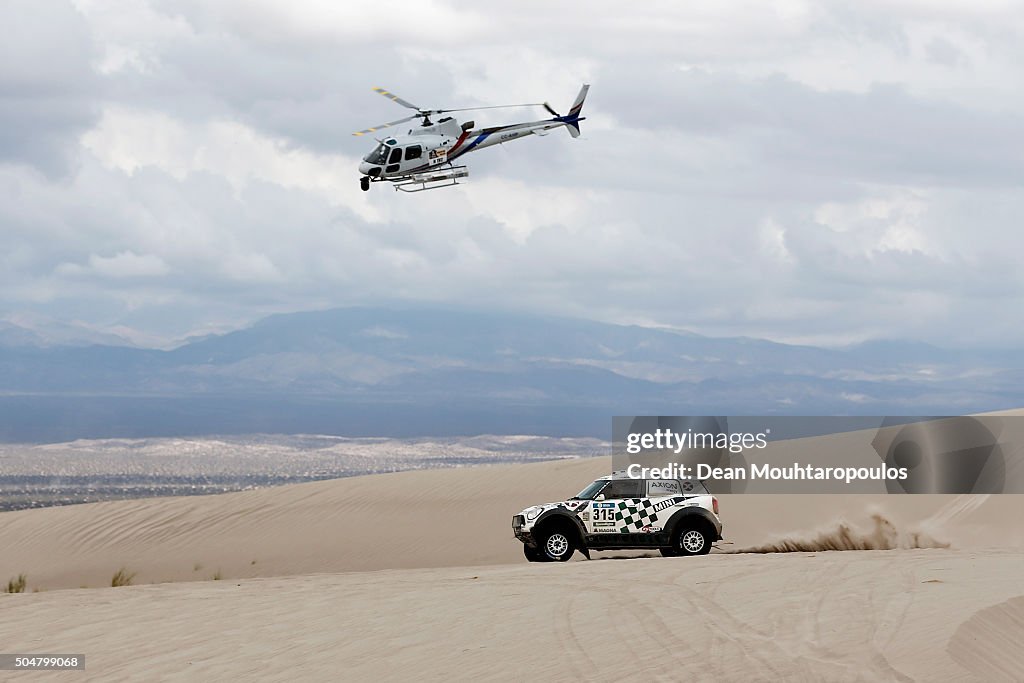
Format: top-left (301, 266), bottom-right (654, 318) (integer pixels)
top-left (1, 307), bottom-right (1020, 441)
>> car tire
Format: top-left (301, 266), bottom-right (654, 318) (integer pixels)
top-left (523, 544), bottom-right (548, 562)
top-left (672, 521), bottom-right (712, 556)
top-left (538, 528), bottom-right (576, 562)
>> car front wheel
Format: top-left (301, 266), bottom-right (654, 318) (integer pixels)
top-left (539, 528), bottom-right (576, 562)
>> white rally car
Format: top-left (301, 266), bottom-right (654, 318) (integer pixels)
top-left (512, 473), bottom-right (722, 562)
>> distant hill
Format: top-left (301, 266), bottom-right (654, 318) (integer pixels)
top-left (0, 307), bottom-right (1020, 441)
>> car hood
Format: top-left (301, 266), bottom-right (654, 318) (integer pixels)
top-left (518, 499), bottom-right (590, 518)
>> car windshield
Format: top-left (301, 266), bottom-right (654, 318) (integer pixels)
top-left (571, 479), bottom-right (608, 500)
top-left (363, 143), bottom-right (389, 165)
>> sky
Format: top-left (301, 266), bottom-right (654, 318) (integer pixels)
top-left (2, 0), bottom-right (1023, 349)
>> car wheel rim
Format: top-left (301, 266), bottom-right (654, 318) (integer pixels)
top-left (681, 530), bottom-right (705, 553)
top-left (546, 533), bottom-right (569, 557)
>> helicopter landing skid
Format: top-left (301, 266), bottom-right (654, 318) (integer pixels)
top-left (389, 165), bottom-right (469, 193)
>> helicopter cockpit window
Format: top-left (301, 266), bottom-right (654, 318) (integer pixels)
top-left (388, 147), bottom-right (402, 164)
top-left (363, 143), bottom-right (388, 165)
top-left (405, 145), bottom-right (422, 161)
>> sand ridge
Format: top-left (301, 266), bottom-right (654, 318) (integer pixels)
top-left (1, 550), bottom-right (1021, 681)
top-left (1, 455), bottom-right (1023, 680)
top-left (2, 456), bottom-right (1022, 591)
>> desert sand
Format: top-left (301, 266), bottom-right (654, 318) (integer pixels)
top-left (2, 549), bottom-right (1022, 681)
top-left (2, 455), bottom-right (1023, 680)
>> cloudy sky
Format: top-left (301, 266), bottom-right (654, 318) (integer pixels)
top-left (2, 0), bottom-right (1023, 348)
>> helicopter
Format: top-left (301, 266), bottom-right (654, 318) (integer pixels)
top-left (353, 84), bottom-right (589, 192)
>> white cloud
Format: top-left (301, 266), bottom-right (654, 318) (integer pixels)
top-left (172, 0), bottom-right (485, 46)
top-left (81, 106), bottom-right (382, 223)
top-left (2, 0), bottom-right (1024, 349)
top-left (813, 191), bottom-right (940, 258)
top-left (220, 252), bottom-right (282, 283)
top-left (759, 218), bottom-right (793, 263)
top-left (72, 251), bottom-right (170, 278)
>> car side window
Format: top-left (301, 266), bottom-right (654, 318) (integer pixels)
top-left (604, 479), bottom-right (642, 499)
top-left (405, 145), bottom-right (422, 161)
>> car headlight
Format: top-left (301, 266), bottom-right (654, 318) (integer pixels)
top-left (525, 507), bottom-right (542, 521)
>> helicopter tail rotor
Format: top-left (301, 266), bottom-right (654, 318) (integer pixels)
top-left (560, 84), bottom-right (589, 138)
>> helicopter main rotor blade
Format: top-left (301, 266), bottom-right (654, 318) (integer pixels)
top-left (352, 114), bottom-right (420, 137)
top-left (432, 102), bottom-right (548, 114)
top-left (372, 87), bottom-right (421, 111)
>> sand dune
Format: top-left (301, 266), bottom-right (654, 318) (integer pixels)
top-left (2, 454), bottom-right (1023, 680)
top-left (2, 550), bottom-right (1022, 681)
top-left (2, 456), bottom-right (1022, 591)
top-left (0, 457), bottom-right (599, 590)
top-left (948, 595), bottom-right (1024, 681)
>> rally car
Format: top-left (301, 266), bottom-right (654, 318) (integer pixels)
top-left (512, 473), bottom-right (722, 562)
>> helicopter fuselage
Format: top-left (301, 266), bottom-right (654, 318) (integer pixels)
top-left (354, 83), bottom-right (589, 191)
top-left (357, 115), bottom-right (580, 180)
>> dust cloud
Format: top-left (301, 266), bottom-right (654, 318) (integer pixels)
top-left (726, 513), bottom-right (950, 553)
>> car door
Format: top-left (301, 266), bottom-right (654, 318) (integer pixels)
top-left (638, 479), bottom-right (683, 534)
top-left (586, 478), bottom-right (643, 535)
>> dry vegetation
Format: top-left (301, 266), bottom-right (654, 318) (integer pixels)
top-left (4, 574), bottom-right (27, 593)
top-left (111, 568), bottom-right (136, 588)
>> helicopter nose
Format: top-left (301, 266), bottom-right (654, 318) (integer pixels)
top-left (358, 161), bottom-right (371, 175)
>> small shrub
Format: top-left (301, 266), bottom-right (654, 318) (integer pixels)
top-left (5, 574), bottom-right (27, 593)
top-left (111, 568), bottom-right (136, 587)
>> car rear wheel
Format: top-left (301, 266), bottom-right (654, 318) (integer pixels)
top-left (672, 522), bottom-right (712, 556)
top-left (539, 528), bottom-right (575, 562)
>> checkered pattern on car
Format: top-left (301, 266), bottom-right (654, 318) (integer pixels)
top-left (615, 499), bottom-right (659, 532)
